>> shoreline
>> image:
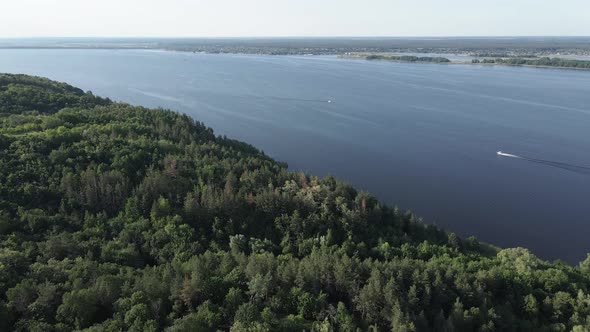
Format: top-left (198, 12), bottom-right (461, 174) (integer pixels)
top-left (3, 46), bottom-right (590, 71)
top-left (340, 54), bottom-right (590, 71)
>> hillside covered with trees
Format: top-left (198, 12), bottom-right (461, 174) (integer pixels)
top-left (1, 74), bottom-right (590, 331)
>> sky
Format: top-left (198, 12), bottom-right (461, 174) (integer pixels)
top-left (1, 0), bottom-right (589, 38)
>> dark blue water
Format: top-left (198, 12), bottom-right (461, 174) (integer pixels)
top-left (2, 49), bottom-right (590, 263)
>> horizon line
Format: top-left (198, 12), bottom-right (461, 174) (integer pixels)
top-left (2, 35), bottom-right (590, 40)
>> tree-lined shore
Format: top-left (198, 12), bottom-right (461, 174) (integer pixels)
top-left (1, 74), bottom-right (590, 331)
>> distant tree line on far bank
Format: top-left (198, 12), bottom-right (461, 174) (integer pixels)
top-left (472, 57), bottom-right (590, 69)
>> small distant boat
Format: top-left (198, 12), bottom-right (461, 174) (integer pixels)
top-left (327, 100), bottom-right (332, 103)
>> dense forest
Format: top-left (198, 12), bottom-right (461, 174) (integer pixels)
top-left (1, 74), bottom-right (590, 331)
top-left (471, 57), bottom-right (590, 69)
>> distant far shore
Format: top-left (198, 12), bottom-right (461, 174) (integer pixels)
top-left (340, 52), bottom-right (590, 71)
top-left (3, 36), bottom-right (590, 58)
top-left (3, 40), bottom-right (590, 71)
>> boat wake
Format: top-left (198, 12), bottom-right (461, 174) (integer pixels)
top-left (497, 151), bottom-right (590, 175)
top-left (497, 151), bottom-right (521, 159)
top-left (231, 94), bottom-right (333, 104)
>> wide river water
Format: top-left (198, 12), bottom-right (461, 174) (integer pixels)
top-left (1, 49), bottom-right (589, 263)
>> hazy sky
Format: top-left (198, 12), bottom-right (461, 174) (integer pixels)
top-left (1, 0), bottom-right (589, 37)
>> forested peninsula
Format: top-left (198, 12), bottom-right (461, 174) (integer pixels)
top-left (1, 74), bottom-right (590, 331)
top-left (345, 53), bottom-right (590, 70)
top-left (364, 55), bottom-right (451, 63)
top-left (472, 57), bottom-right (590, 70)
